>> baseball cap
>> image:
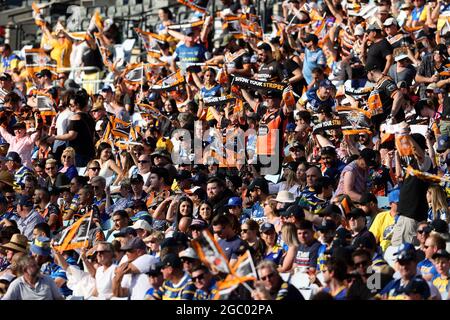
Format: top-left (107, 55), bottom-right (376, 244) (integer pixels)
top-left (280, 204), bottom-right (305, 220)
top-left (383, 17), bottom-right (398, 27)
top-left (437, 134), bottom-right (450, 153)
top-left (179, 247), bottom-right (199, 260)
top-left (5, 151), bottom-right (21, 163)
top-left (432, 249), bottom-right (450, 260)
top-left (247, 177), bottom-right (269, 194)
top-left (114, 227), bottom-right (138, 238)
top-left (189, 218), bottom-right (208, 230)
top-left (315, 220), bottom-right (337, 232)
top-left (121, 237), bottom-right (147, 251)
top-left (354, 25), bottom-right (365, 36)
top-left (101, 85), bottom-right (113, 92)
top-left (289, 141), bottom-right (305, 151)
top-left (318, 204), bottom-right (342, 217)
top-left (260, 222), bottom-right (275, 234)
top-left (282, 161), bottom-right (299, 172)
top-left (130, 173), bottom-right (144, 184)
top-left (36, 69), bottom-right (52, 78)
top-left (388, 188), bottom-right (400, 204)
top-left (430, 219), bottom-right (449, 234)
top-left (0, 73), bottom-right (12, 81)
top-left (161, 253), bottom-right (182, 269)
top-left (30, 236), bottom-right (51, 256)
top-left (257, 42), bottom-right (272, 51)
top-left (319, 79), bottom-right (334, 89)
top-left (225, 196), bottom-right (242, 207)
top-left (147, 263), bottom-right (162, 276)
top-left (176, 170), bottom-right (192, 181)
top-left (366, 23), bottom-right (382, 32)
top-left (403, 278), bottom-right (431, 299)
top-left (360, 148), bottom-right (377, 167)
top-left (18, 195), bottom-right (33, 207)
top-left (394, 243), bottom-right (416, 262)
top-left (131, 220), bottom-right (153, 233)
top-left (394, 54), bottom-right (409, 62)
top-left (364, 63), bottom-right (380, 73)
top-left (347, 208), bottom-right (366, 219)
top-left (286, 123), bottom-right (296, 132)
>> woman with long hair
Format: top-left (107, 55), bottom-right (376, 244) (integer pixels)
top-left (261, 222), bottom-right (284, 265)
top-left (58, 147), bottom-right (78, 180)
top-left (196, 200), bottom-right (214, 225)
top-left (426, 185), bottom-right (449, 222)
top-left (94, 142), bottom-right (123, 185)
top-left (241, 219), bottom-right (266, 265)
top-left (278, 222), bottom-right (299, 273)
top-left (263, 195), bottom-right (282, 234)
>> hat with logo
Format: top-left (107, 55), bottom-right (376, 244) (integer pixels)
top-left (430, 219), bottom-right (449, 234)
top-left (225, 196), bottom-right (243, 207)
top-left (289, 141), bottom-right (305, 151)
top-left (30, 236), bottom-right (51, 256)
top-left (394, 243), bottom-right (416, 262)
top-left (388, 188), bottom-right (401, 204)
top-left (315, 220), bottom-right (337, 233)
top-left (260, 222), bottom-right (275, 234)
top-left (280, 204), bottom-right (305, 220)
top-left (383, 17), bottom-right (398, 27)
top-left (179, 247), bottom-right (199, 260)
top-left (319, 79), bottom-right (335, 89)
top-left (131, 219), bottom-right (153, 233)
top-left (247, 177), bottom-right (269, 194)
top-left (18, 195), bottom-right (33, 207)
top-left (5, 151), bottom-right (21, 163)
top-left (189, 218), bottom-right (208, 230)
top-left (130, 173), bottom-right (144, 184)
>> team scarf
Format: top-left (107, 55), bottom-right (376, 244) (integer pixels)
top-left (312, 119), bottom-right (343, 134)
top-left (149, 71), bottom-right (185, 92)
top-left (166, 19), bottom-right (205, 30)
top-left (177, 0), bottom-right (209, 13)
top-left (24, 48), bottom-right (57, 79)
top-left (231, 75), bottom-right (287, 92)
top-left (204, 94), bottom-right (236, 106)
top-left (134, 28), bottom-right (165, 58)
top-left (53, 210), bottom-right (94, 252)
top-left (336, 106), bottom-right (372, 136)
top-left (31, 2), bottom-right (46, 27)
top-left (405, 166), bottom-right (450, 185)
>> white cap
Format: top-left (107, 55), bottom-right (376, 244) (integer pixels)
top-left (383, 17), bottom-right (397, 27)
top-left (394, 54), bottom-right (409, 62)
top-left (354, 25), bottom-right (365, 36)
top-left (185, 186), bottom-right (201, 194)
top-left (131, 220), bottom-right (153, 233)
top-left (179, 247), bottom-right (199, 260)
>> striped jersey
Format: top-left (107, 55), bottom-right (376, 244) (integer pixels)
top-left (152, 272), bottom-right (196, 300)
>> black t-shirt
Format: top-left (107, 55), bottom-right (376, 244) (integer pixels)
top-left (398, 175), bottom-right (430, 221)
top-left (366, 39), bottom-right (393, 71)
top-left (67, 112), bottom-right (96, 158)
top-left (283, 58), bottom-right (303, 95)
top-left (388, 64), bottom-right (417, 86)
top-left (255, 60), bottom-right (286, 82)
top-left (82, 47), bottom-right (104, 74)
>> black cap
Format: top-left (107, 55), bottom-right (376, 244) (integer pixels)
top-left (161, 253), bottom-right (182, 269)
top-left (364, 63), bottom-right (380, 73)
top-left (360, 148), bottom-right (377, 167)
top-left (160, 237), bottom-right (178, 249)
top-left (394, 243), bottom-right (417, 262)
top-left (357, 192), bottom-right (378, 205)
top-left (247, 177), bottom-right (269, 194)
top-left (147, 263), bottom-right (163, 276)
top-left (315, 220), bottom-right (337, 232)
top-left (18, 195), bottom-right (33, 207)
top-left (189, 218), bottom-right (208, 230)
top-left (318, 204), bottom-right (343, 217)
top-left (403, 278), bottom-right (430, 299)
top-left (282, 161), bottom-right (299, 172)
top-left (347, 208), bottom-right (366, 219)
top-left (172, 231), bottom-right (189, 249)
top-left (260, 222), bottom-right (275, 233)
top-left (289, 141), bottom-right (305, 151)
top-left (130, 173), bottom-right (144, 184)
top-left (353, 236), bottom-right (377, 251)
top-left (257, 42), bottom-right (272, 51)
top-left (114, 227), bottom-right (138, 238)
top-left (280, 204), bottom-right (305, 220)
top-left (121, 237), bottom-right (147, 251)
top-left (5, 151), bottom-right (21, 163)
top-left (303, 33), bottom-right (319, 44)
top-left (432, 249), bottom-right (450, 260)
top-left (36, 69), bottom-right (52, 78)
top-left (0, 73), bottom-right (12, 81)
top-left (431, 219), bottom-right (449, 234)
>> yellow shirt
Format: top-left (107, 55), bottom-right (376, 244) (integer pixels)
top-left (49, 38), bottom-right (72, 71)
top-left (369, 210), bottom-right (395, 252)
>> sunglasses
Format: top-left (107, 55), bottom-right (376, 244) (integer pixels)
top-left (138, 160), bottom-right (150, 164)
top-left (192, 274), bottom-right (205, 282)
top-left (62, 155), bottom-right (72, 159)
top-left (89, 167), bottom-right (100, 171)
top-left (92, 185), bottom-right (101, 190)
top-left (45, 166), bottom-right (56, 170)
top-left (241, 229), bottom-right (249, 233)
top-left (260, 272), bottom-right (275, 281)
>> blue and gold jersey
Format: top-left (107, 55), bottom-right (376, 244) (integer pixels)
top-left (432, 275), bottom-right (450, 300)
top-left (152, 272), bottom-right (196, 300)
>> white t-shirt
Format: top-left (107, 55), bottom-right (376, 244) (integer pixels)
top-left (119, 254), bottom-right (158, 274)
top-left (121, 273), bottom-right (151, 300)
top-left (95, 264), bottom-right (117, 300)
top-left (54, 108), bottom-right (75, 152)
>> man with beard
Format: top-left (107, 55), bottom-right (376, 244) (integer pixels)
top-left (2, 255), bottom-right (63, 300)
top-left (319, 146), bottom-right (345, 184)
top-left (243, 177), bottom-right (269, 224)
top-left (33, 187), bottom-right (61, 234)
top-left (254, 42), bottom-right (285, 82)
top-left (206, 177), bottom-right (234, 216)
top-left (302, 34), bottom-right (326, 85)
